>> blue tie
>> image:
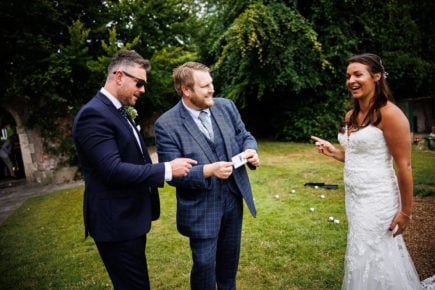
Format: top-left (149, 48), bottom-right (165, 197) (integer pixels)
top-left (118, 107), bottom-right (129, 120)
top-left (198, 111), bottom-right (214, 141)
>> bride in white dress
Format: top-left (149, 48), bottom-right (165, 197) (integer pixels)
top-left (311, 53), bottom-right (429, 289)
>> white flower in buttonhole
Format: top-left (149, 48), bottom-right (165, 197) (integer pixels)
top-left (124, 106), bottom-right (138, 121)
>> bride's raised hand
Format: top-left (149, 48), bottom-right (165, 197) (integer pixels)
top-left (311, 136), bottom-right (338, 157)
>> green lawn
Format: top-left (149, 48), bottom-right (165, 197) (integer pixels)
top-left (0, 142), bottom-right (433, 289)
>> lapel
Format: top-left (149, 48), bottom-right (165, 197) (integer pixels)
top-left (97, 93), bottom-right (131, 131)
top-left (210, 106), bottom-right (233, 158)
top-left (178, 102), bottom-right (215, 163)
top-left (132, 123), bottom-right (151, 163)
top-left (97, 93), bottom-right (149, 162)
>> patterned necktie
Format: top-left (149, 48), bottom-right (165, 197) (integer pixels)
top-left (118, 107), bottom-right (129, 120)
top-left (198, 111), bottom-right (214, 141)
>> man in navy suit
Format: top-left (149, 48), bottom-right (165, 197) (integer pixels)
top-left (154, 61), bottom-right (260, 289)
top-left (72, 50), bottom-right (196, 289)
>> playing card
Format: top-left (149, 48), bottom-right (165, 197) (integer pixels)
top-left (232, 152), bottom-right (247, 168)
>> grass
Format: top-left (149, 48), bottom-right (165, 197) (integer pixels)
top-left (0, 142), bottom-right (433, 289)
top-left (412, 144), bottom-right (435, 196)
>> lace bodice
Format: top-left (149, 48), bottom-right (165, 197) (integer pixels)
top-left (339, 125), bottom-right (394, 177)
top-left (337, 125), bottom-right (423, 290)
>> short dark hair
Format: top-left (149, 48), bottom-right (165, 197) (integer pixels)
top-left (107, 50), bottom-right (150, 75)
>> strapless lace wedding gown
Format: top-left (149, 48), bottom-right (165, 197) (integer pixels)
top-left (338, 125), bottom-right (423, 290)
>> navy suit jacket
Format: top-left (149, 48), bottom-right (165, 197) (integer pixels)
top-left (72, 91), bottom-right (165, 242)
top-left (154, 98), bottom-right (257, 239)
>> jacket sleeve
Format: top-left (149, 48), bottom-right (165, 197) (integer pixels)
top-left (154, 117), bottom-right (212, 190)
top-left (73, 105), bottom-right (165, 189)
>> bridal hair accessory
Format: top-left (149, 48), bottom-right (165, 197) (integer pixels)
top-left (379, 58), bottom-right (389, 79)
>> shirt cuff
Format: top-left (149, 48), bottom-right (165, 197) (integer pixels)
top-left (164, 162), bottom-right (172, 181)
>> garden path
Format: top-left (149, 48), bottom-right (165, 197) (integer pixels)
top-left (0, 178), bottom-right (83, 225)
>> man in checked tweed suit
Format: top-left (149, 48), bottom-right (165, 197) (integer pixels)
top-left (154, 61), bottom-right (260, 290)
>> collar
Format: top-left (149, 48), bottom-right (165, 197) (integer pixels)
top-left (100, 87), bottom-right (122, 109)
top-left (181, 99), bottom-right (211, 119)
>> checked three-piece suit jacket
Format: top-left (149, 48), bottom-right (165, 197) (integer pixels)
top-left (154, 97), bottom-right (258, 239)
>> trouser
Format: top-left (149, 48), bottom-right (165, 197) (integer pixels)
top-left (95, 235), bottom-right (150, 290)
top-left (189, 192), bottom-right (243, 290)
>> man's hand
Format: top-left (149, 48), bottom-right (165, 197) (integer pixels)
top-left (170, 158), bottom-right (197, 177)
top-left (204, 161), bottom-right (234, 179)
top-left (244, 149), bottom-right (260, 167)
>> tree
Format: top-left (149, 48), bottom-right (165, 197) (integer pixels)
top-left (0, 0), bottom-right (205, 173)
top-left (101, 0), bottom-right (205, 121)
top-left (0, 0), bottom-right (110, 179)
top-left (1, 0), bottom-right (433, 180)
top-left (211, 1), bottom-right (329, 103)
top-left (303, 0), bottom-right (435, 99)
top-left (204, 1), bottom-right (341, 140)
top-left (203, 0), bottom-right (434, 140)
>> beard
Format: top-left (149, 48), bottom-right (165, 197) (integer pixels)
top-left (119, 93), bottom-right (138, 107)
top-left (190, 93), bottom-right (214, 110)
top-left (127, 95), bottom-right (138, 106)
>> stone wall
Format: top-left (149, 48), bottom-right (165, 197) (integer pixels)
top-left (16, 125), bottom-right (76, 184)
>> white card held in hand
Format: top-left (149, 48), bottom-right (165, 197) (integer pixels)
top-left (232, 152), bottom-right (247, 168)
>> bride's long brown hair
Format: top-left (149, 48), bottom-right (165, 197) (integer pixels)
top-left (340, 53), bottom-right (393, 133)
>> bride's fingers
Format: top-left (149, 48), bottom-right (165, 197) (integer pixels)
top-left (312, 136), bottom-right (326, 153)
top-left (393, 224), bottom-right (405, 237)
top-left (389, 216), bottom-right (408, 237)
top-left (389, 219), bottom-right (397, 231)
top-left (317, 144), bottom-right (325, 153)
top-left (311, 136), bottom-right (323, 142)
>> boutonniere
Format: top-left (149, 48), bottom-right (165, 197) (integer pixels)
top-left (124, 106), bottom-right (138, 121)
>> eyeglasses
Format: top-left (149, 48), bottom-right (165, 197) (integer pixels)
top-left (113, 70), bottom-right (147, 88)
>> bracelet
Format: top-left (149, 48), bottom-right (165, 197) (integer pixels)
top-left (400, 211), bottom-right (412, 220)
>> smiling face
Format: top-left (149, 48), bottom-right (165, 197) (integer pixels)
top-left (346, 62), bottom-right (381, 102)
top-left (183, 70), bottom-right (215, 110)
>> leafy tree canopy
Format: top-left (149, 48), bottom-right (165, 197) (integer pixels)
top-left (203, 0), bottom-right (434, 140)
top-left (0, 0), bottom-right (433, 151)
top-left (211, 1), bottom-right (330, 105)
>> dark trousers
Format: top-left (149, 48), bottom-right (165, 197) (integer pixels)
top-left (95, 235), bottom-right (150, 290)
top-left (189, 192), bottom-right (243, 290)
